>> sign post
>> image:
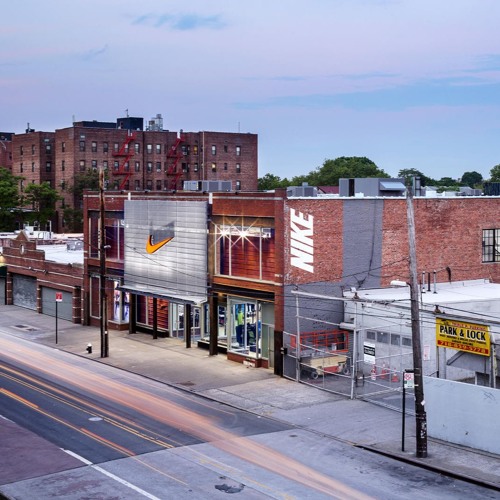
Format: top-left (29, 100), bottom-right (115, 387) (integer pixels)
top-left (55, 292), bottom-right (63, 344)
top-left (402, 369), bottom-right (415, 452)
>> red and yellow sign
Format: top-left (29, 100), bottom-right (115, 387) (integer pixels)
top-left (436, 317), bottom-right (490, 356)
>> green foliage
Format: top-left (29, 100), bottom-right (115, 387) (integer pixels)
top-left (311, 157), bottom-right (389, 186)
top-left (397, 168), bottom-right (433, 187)
top-left (460, 171), bottom-right (483, 188)
top-left (69, 168), bottom-right (101, 198)
top-left (23, 182), bottom-right (62, 226)
top-left (0, 167), bottom-right (22, 231)
top-left (63, 207), bottom-right (84, 233)
top-left (258, 173), bottom-right (291, 190)
top-left (489, 164), bottom-right (500, 182)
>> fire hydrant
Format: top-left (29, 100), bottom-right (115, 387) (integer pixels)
top-left (86, 343), bottom-right (92, 354)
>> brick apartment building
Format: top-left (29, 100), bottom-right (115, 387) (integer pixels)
top-left (0, 132), bottom-right (14, 171)
top-left (10, 115), bottom-right (258, 232)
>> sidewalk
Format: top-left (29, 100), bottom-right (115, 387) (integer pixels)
top-left (1, 305), bottom-right (500, 490)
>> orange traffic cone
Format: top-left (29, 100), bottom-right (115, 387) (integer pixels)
top-left (391, 372), bottom-right (399, 383)
top-left (381, 362), bottom-right (389, 380)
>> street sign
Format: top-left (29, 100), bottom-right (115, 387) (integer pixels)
top-left (403, 371), bottom-right (414, 389)
top-left (55, 292), bottom-right (63, 302)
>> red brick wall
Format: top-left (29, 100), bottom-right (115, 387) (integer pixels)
top-left (382, 197), bottom-right (500, 285)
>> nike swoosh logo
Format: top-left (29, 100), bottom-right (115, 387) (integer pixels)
top-left (146, 235), bottom-right (174, 254)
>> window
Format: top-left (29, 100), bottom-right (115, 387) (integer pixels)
top-left (482, 229), bottom-right (500, 262)
top-left (124, 143), bottom-right (129, 154)
top-left (156, 180), bottom-right (162, 191)
top-left (236, 163), bottom-right (241, 173)
top-left (92, 160), bottom-right (97, 169)
top-left (193, 145), bottom-right (198, 155)
top-left (194, 162), bottom-right (199, 172)
top-left (377, 331), bottom-right (389, 344)
top-left (45, 144), bottom-right (51, 153)
top-left (211, 145), bottom-right (216, 155)
top-left (134, 143), bottom-right (140, 154)
top-left (124, 162), bottom-right (129, 172)
top-left (164, 180), bottom-right (169, 190)
top-left (182, 163), bottom-right (188, 172)
top-left (79, 141), bottom-right (85, 152)
top-left (391, 334), bottom-right (400, 346)
top-left (156, 144), bottom-right (161, 154)
top-left (31, 144), bottom-right (35, 154)
top-left (61, 142), bottom-right (65, 153)
top-left (135, 180), bottom-right (141, 191)
top-left (61, 180), bottom-right (66, 191)
top-left (366, 330), bottom-right (376, 341)
top-left (236, 180), bottom-right (241, 190)
top-left (20, 162), bottom-right (23, 173)
top-left (46, 161), bottom-right (51, 172)
top-left (103, 160), bottom-right (108, 170)
top-left (147, 144), bottom-right (152, 154)
top-left (135, 161), bottom-right (140, 172)
top-left (61, 160), bottom-right (65, 171)
top-left (103, 142), bottom-right (109, 153)
top-left (182, 145), bottom-right (187, 156)
top-left (224, 144), bottom-right (228, 153)
top-left (146, 179), bottom-right (152, 190)
top-left (92, 141), bottom-right (97, 153)
top-left (211, 162), bottom-right (216, 172)
top-left (236, 145), bottom-right (241, 156)
top-left (402, 337), bottom-right (413, 347)
top-left (31, 162), bottom-right (35, 172)
top-left (114, 142), bottom-right (119, 152)
top-left (20, 145), bottom-right (24, 155)
top-left (224, 163), bottom-right (228, 171)
top-left (156, 162), bottom-right (162, 172)
top-left (79, 160), bottom-right (86, 171)
top-left (147, 162), bottom-right (152, 173)
top-left (114, 161), bottom-right (119, 170)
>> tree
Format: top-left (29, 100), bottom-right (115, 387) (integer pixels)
top-left (397, 168), bottom-right (434, 187)
top-left (309, 157), bottom-right (389, 186)
top-left (460, 171), bottom-right (483, 188)
top-left (22, 182), bottom-right (61, 229)
top-left (0, 167), bottom-right (22, 231)
top-left (489, 164), bottom-right (500, 182)
top-left (66, 168), bottom-right (101, 231)
top-left (258, 173), bottom-right (288, 191)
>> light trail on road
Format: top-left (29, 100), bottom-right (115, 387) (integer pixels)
top-left (1, 335), bottom-right (373, 499)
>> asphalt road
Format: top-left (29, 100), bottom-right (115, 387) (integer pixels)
top-left (1, 333), bottom-right (498, 499)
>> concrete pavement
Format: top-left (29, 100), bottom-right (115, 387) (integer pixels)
top-left (1, 305), bottom-right (500, 492)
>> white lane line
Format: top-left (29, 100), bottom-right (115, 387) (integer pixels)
top-left (63, 449), bottom-right (161, 500)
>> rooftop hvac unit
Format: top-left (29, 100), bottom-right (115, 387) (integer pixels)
top-left (287, 185), bottom-right (318, 197)
top-left (183, 180), bottom-right (232, 192)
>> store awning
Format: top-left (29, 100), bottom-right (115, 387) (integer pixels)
top-left (117, 284), bottom-right (207, 306)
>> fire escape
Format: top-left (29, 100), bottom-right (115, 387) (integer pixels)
top-left (112, 131), bottom-right (136, 190)
top-left (166, 135), bottom-right (185, 190)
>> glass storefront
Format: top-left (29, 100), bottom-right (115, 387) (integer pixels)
top-left (225, 297), bottom-right (274, 361)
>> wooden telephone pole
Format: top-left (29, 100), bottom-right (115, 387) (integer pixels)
top-left (100, 167), bottom-right (109, 358)
top-left (406, 188), bottom-right (427, 458)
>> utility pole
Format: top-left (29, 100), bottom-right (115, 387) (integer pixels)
top-left (99, 167), bottom-right (109, 358)
top-left (406, 188), bottom-right (427, 458)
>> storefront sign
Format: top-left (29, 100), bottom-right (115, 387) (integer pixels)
top-left (290, 208), bottom-right (314, 273)
top-left (436, 317), bottom-right (490, 356)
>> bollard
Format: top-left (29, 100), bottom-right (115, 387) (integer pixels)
top-left (86, 343), bottom-right (92, 354)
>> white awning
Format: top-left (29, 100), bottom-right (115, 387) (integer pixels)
top-left (118, 284), bottom-right (207, 306)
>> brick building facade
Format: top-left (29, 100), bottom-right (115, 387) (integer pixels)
top-left (0, 132), bottom-right (13, 171)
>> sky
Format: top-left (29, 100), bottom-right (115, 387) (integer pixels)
top-left (2, 0), bottom-right (500, 181)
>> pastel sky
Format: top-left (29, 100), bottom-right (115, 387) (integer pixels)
top-left (2, 0), bottom-right (500, 181)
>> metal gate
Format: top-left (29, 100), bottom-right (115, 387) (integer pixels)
top-left (41, 287), bottom-right (73, 321)
top-left (12, 274), bottom-right (37, 310)
top-left (0, 277), bottom-right (5, 305)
